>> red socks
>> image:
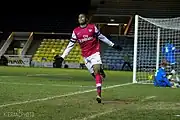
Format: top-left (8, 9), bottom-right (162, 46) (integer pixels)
top-left (95, 74), bottom-right (102, 97)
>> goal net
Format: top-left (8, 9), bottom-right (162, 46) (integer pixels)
top-left (133, 15), bottom-right (180, 83)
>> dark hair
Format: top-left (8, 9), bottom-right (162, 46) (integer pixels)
top-left (79, 13), bottom-right (89, 20)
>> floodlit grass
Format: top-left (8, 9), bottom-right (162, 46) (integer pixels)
top-left (0, 67), bottom-right (179, 120)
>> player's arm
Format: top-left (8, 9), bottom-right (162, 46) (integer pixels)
top-left (59, 31), bottom-right (77, 62)
top-left (94, 25), bottom-right (122, 51)
top-left (61, 41), bottom-right (75, 58)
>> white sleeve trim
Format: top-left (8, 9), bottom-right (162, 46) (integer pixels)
top-left (71, 31), bottom-right (77, 42)
top-left (61, 41), bottom-right (75, 58)
top-left (94, 25), bottom-right (101, 36)
top-left (172, 47), bottom-right (175, 50)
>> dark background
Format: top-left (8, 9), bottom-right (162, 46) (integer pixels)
top-left (1, 0), bottom-right (180, 32)
top-left (0, 0), bottom-right (90, 32)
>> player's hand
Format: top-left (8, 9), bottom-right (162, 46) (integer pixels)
top-left (55, 56), bottom-right (64, 63)
top-left (59, 57), bottom-right (64, 63)
top-left (112, 44), bottom-right (123, 51)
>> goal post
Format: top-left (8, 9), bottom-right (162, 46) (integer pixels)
top-left (133, 15), bottom-right (180, 83)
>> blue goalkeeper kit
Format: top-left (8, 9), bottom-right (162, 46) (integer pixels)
top-left (162, 43), bottom-right (176, 64)
top-left (154, 67), bottom-right (172, 87)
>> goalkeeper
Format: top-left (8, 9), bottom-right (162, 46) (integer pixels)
top-left (154, 60), bottom-right (180, 88)
top-left (162, 39), bottom-right (179, 82)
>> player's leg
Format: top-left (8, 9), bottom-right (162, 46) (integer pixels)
top-left (91, 66), bottom-right (106, 79)
top-left (121, 62), bottom-right (126, 70)
top-left (169, 63), bottom-right (179, 82)
top-left (93, 64), bottom-right (102, 103)
top-left (157, 82), bottom-right (173, 87)
top-left (168, 73), bottom-right (180, 88)
top-left (90, 52), bottom-right (103, 103)
top-left (100, 66), bottom-right (106, 78)
top-left (127, 62), bottom-right (132, 71)
top-left (154, 78), bottom-right (174, 88)
top-left (84, 56), bottom-right (106, 79)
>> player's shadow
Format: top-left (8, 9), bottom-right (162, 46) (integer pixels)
top-left (102, 98), bottom-right (139, 105)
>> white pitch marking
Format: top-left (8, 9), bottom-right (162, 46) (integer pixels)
top-left (0, 82), bottom-right (94, 88)
top-left (78, 109), bottom-right (116, 120)
top-left (141, 96), bottom-right (156, 102)
top-left (0, 83), bottom-right (133, 108)
top-left (26, 73), bottom-right (70, 77)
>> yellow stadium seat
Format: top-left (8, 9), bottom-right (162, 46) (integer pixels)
top-left (51, 39), bottom-right (55, 42)
top-left (34, 38), bottom-right (82, 62)
top-left (42, 45), bottom-right (47, 48)
top-left (50, 42), bottom-right (54, 45)
top-left (37, 57), bottom-right (41, 62)
top-left (60, 49), bottom-right (64, 53)
top-left (42, 48), bottom-right (46, 51)
top-left (46, 50), bottom-right (51, 53)
top-left (48, 45), bottom-right (53, 48)
top-left (46, 48), bottom-right (50, 51)
top-left (34, 54), bottom-right (39, 57)
top-left (43, 39), bottom-right (47, 42)
top-left (38, 47), bottom-right (42, 51)
top-left (54, 42), bottom-right (57, 45)
top-left (57, 40), bottom-right (61, 43)
top-left (60, 39), bottom-right (65, 42)
top-left (51, 45), bottom-right (56, 48)
top-left (56, 39), bottom-right (60, 42)
top-left (40, 44), bottom-right (44, 48)
top-left (56, 48), bottom-right (60, 51)
top-left (36, 50), bottom-right (40, 54)
top-left (45, 42), bottom-right (49, 45)
top-left (48, 54), bottom-right (53, 57)
top-left (48, 39), bottom-right (51, 42)
top-left (65, 39), bottom-right (69, 42)
top-left (41, 42), bottom-right (46, 45)
top-left (38, 54), bottom-right (43, 57)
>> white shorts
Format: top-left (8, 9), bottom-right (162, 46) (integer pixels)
top-left (84, 52), bottom-right (102, 74)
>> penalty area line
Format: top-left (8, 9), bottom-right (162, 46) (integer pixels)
top-left (0, 82), bottom-right (133, 108)
top-left (0, 82), bottom-right (95, 88)
top-left (78, 109), bottom-right (117, 120)
top-left (141, 96), bottom-right (156, 102)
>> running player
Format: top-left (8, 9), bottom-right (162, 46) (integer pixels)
top-left (58, 13), bottom-right (122, 103)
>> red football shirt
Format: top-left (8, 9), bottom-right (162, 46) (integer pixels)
top-left (71, 24), bottom-right (101, 58)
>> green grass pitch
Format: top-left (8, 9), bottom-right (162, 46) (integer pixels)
top-left (0, 67), bottom-right (179, 120)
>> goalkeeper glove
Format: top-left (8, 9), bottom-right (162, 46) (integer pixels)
top-left (55, 56), bottom-right (64, 64)
top-left (112, 44), bottom-right (123, 51)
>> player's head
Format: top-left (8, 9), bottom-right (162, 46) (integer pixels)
top-left (161, 59), bottom-right (168, 67)
top-left (78, 13), bottom-right (88, 25)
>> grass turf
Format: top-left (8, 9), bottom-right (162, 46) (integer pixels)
top-left (0, 67), bottom-right (179, 120)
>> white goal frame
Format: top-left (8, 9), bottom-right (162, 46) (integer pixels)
top-left (133, 15), bottom-right (180, 83)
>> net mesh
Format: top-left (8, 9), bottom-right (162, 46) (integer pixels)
top-left (135, 16), bottom-right (180, 83)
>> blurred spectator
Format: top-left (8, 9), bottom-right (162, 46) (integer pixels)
top-left (42, 57), bottom-right (47, 61)
top-left (121, 54), bottom-right (132, 71)
top-left (0, 55), bottom-right (8, 66)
